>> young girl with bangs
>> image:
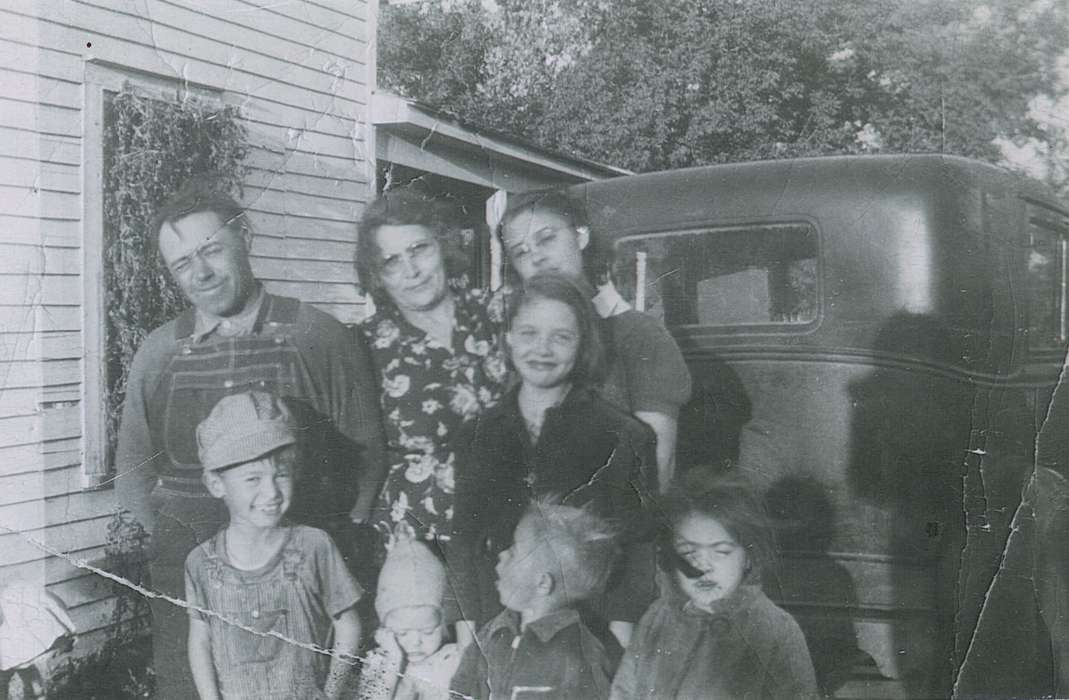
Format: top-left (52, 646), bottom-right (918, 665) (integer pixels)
top-left (450, 272), bottom-right (658, 651)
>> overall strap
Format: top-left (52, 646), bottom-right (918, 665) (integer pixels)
top-left (258, 294), bottom-right (301, 330)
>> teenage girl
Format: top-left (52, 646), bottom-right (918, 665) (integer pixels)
top-left (498, 190), bottom-right (691, 490)
top-left (450, 272), bottom-right (657, 649)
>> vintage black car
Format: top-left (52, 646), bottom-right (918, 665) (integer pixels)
top-left (568, 154), bottom-right (1069, 698)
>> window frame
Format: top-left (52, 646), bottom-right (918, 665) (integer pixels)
top-left (1020, 197), bottom-right (1069, 360)
top-left (612, 219), bottom-right (824, 335)
top-left (81, 61), bottom-right (224, 488)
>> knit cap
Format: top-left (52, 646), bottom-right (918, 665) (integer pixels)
top-left (196, 391), bottom-right (297, 472)
top-left (375, 527), bottom-right (448, 624)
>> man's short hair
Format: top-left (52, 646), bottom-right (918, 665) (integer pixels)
top-left (150, 178), bottom-right (247, 250)
top-left (523, 496), bottom-right (620, 603)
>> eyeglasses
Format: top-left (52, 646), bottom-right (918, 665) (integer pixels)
top-left (379, 239), bottom-right (439, 278)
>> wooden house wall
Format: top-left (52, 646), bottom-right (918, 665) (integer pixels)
top-left (0, 0), bottom-right (372, 660)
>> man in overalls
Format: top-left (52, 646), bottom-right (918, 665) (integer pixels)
top-left (113, 181), bottom-right (387, 698)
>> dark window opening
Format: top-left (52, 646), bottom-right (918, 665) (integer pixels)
top-left (614, 223), bottom-right (820, 329)
top-left (1022, 204), bottom-right (1069, 352)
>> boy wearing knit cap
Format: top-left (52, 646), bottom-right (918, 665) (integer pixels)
top-left (184, 391), bottom-right (363, 700)
top-left (355, 528), bottom-right (460, 700)
top-left (451, 498), bottom-right (621, 700)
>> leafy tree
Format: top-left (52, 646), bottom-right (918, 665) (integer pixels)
top-left (378, 0), bottom-right (1068, 190)
top-left (378, 0), bottom-right (494, 119)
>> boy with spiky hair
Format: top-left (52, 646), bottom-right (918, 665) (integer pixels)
top-left (451, 497), bottom-right (620, 700)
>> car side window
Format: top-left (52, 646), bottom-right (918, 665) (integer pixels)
top-left (1022, 200), bottom-right (1069, 353)
top-left (614, 223), bottom-right (820, 329)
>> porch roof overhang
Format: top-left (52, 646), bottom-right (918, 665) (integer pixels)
top-left (371, 92), bottom-right (631, 191)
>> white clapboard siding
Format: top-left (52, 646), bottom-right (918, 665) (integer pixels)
top-left (134, 0), bottom-right (368, 72)
top-left (0, 158), bottom-right (81, 194)
top-left (0, 490), bottom-right (116, 535)
top-left (0, 98), bottom-right (81, 138)
top-left (0, 69), bottom-right (83, 110)
top-left (0, 244), bottom-right (79, 275)
top-left (0, 467), bottom-right (87, 510)
top-left (66, 596), bottom-right (122, 636)
top-left (0, 330), bottom-right (84, 362)
top-left (253, 236), bottom-right (354, 263)
top-left (0, 184), bottom-right (79, 220)
top-left (72, 0), bottom-right (370, 83)
top-left (0, 384), bottom-right (79, 420)
top-left (231, 0), bottom-right (367, 42)
top-left (244, 167), bottom-right (365, 202)
top-left (249, 210), bottom-right (361, 242)
top-left (0, 448), bottom-right (82, 500)
top-left (0, 10), bottom-right (367, 113)
top-left (0, 513), bottom-right (114, 568)
top-left (262, 280), bottom-right (361, 306)
top-left (244, 186), bottom-right (359, 222)
top-left (167, 0), bottom-right (368, 52)
top-left (0, 128), bottom-right (81, 168)
top-left (0, 405), bottom-right (81, 448)
top-left (50, 569), bottom-right (116, 610)
top-left (0, 39), bottom-right (83, 84)
top-left (243, 124), bottom-right (365, 165)
top-left (0, 0), bottom-right (373, 672)
top-left (237, 98), bottom-right (365, 144)
top-left (253, 257), bottom-right (357, 285)
top-left (244, 145), bottom-right (369, 184)
top-left (0, 274), bottom-right (80, 307)
top-left (0, 217), bottom-right (80, 248)
top-left (25, 1), bottom-right (370, 98)
top-left (0, 305), bottom-right (81, 333)
top-left (0, 544), bottom-right (107, 591)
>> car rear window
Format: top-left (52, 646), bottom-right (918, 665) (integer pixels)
top-left (613, 222), bottom-right (819, 329)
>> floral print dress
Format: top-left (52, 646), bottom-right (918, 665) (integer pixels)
top-left (362, 288), bottom-right (509, 542)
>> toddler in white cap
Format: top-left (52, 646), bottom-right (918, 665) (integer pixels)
top-left (184, 390), bottom-right (364, 700)
top-left (356, 527), bottom-right (460, 700)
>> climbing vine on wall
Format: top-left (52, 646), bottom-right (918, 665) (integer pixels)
top-left (102, 85), bottom-right (248, 462)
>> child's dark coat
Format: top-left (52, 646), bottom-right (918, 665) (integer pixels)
top-left (611, 581), bottom-right (818, 700)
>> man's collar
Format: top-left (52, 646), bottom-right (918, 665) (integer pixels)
top-left (192, 285), bottom-right (266, 341)
top-left (591, 281), bottom-right (632, 319)
top-left (485, 607), bottom-right (582, 644)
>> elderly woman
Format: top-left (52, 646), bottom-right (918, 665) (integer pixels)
top-left (355, 188), bottom-right (509, 543)
top-left (499, 190), bottom-right (692, 490)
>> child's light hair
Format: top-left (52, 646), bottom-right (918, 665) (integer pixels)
top-left (522, 496), bottom-right (620, 603)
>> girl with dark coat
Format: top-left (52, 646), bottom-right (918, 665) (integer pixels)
top-left (450, 273), bottom-right (657, 649)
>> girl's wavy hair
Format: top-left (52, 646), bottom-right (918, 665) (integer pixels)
top-left (498, 189), bottom-right (613, 286)
top-left (658, 467), bottom-right (776, 584)
top-left (507, 272), bottom-right (606, 387)
top-left (354, 187), bottom-right (469, 304)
